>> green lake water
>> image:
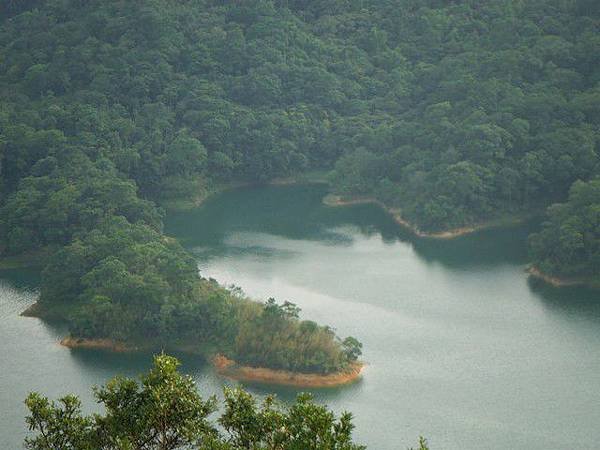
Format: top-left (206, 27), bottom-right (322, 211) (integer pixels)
top-left (2, 184), bottom-right (600, 449)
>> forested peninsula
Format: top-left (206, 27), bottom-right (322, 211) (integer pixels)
top-left (1, 0), bottom-right (599, 384)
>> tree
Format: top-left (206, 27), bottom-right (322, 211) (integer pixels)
top-left (94, 354), bottom-right (217, 449)
top-left (529, 178), bottom-right (600, 280)
top-left (24, 393), bottom-right (95, 450)
top-left (25, 354), bottom-right (369, 450)
top-left (409, 436), bottom-right (430, 450)
top-left (342, 336), bottom-right (363, 362)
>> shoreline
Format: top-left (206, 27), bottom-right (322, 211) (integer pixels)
top-left (527, 266), bottom-right (598, 288)
top-left (20, 302), bottom-right (42, 318)
top-left (161, 181), bottom-right (251, 211)
top-left (53, 336), bottom-right (362, 388)
top-left (213, 354), bottom-right (363, 388)
top-left (323, 194), bottom-right (530, 239)
top-left (60, 336), bottom-right (136, 352)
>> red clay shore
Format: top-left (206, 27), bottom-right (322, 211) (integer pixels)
top-left (56, 339), bottom-right (363, 388)
top-left (213, 354), bottom-right (364, 388)
top-left (527, 266), bottom-right (597, 288)
top-left (60, 336), bottom-right (135, 352)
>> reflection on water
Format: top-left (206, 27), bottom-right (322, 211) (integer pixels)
top-left (66, 347), bottom-right (210, 378)
top-left (1, 184), bottom-right (599, 450)
top-left (166, 184), bottom-right (600, 450)
top-left (167, 184), bottom-right (405, 247)
top-left (411, 221), bottom-right (537, 269)
top-left (528, 277), bottom-right (600, 324)
top-left (0, 267), bottom-right (40, 289)
top-left (168, 183), bottom-right (539, 270)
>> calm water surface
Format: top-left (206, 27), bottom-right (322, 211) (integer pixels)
top-left (2, 184), bottom-right (600, 449)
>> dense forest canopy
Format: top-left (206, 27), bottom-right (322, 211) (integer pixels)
top-left (0, 2), bottom-right (597, 448)
top-left (0, 0), bottom-right (379, 373)
top-left (529, 178), bottom-right (600, 279)
top-left (0, 0), bottom-right (599, 373)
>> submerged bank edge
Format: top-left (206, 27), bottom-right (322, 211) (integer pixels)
top-left (323, 194), bottom-right (534, 239)
top-left (527, 265), bottom-right (600, 289)
top-left (51, 334), bottom-right (364, 388)
top-left (213, 354), bottom-right (364, 388)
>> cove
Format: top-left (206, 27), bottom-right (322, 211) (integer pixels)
top-left (1, 184), bottom-right (600, 449)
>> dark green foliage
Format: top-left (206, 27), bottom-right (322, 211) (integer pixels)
top-left (219, 387), bottom-right (364, 450)
top-left (92, 355), bottom-right (217, 449)
top-left (342, 337), bottom-right (363, 363)
top-left (0, 155), bottom-right (161, 254)
top-left (324, 1), bottom-right (600, 232)
top-left (233, 298), bottom-right (361, 373)
top-left (1, 0), bottom-right (597, 373)
top-left (25, 354), bottom-right (368, 450)
top-left (529, 179), bottom-right (600, 280)
top-left (24, 393), bottom-right (95, 450)
top-left (40, 217), bottom-right (194, 304)
top-left (38, 217), bottom-right (355, 371)
top-left (39, 216), bottom-right (197, 339)
top-left (1, 2), bottom-right (598, 235)
top-left (0, 0), bottom-right (367, 373)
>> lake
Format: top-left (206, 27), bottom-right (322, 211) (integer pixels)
top-left (2, 184), bottom-right (600, 449)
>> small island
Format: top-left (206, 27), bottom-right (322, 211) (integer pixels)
top-left (56, 337), bottom-right (364, 388)
top-left (18, 218), bottom-right (363, 388)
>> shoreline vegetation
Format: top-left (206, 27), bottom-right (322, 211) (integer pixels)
top-left (60, 336), bottom-right (134, 352)
top-left (165, 176), bottom-right (535, 241)
top-left (56, 336), bottom-right (364, 388)
top-left (322, 194), bottom-right (533, 239)
top-left (23, 302), bottom-right (363, 388)
top-left (0, 173), bottom-right (328, 267)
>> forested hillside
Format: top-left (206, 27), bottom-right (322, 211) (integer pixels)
top-left (0, 0), bottom-right (599, 359)
top-left (327, 0), bottom-right (600, 234)
top-left (0, 0), bottom-right (372, 373)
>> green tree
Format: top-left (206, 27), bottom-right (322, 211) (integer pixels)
top-left (25, 354), bottom-right (371, 450)
top-left (529, 178), bottom-right (600, 280)
top-left (94, 355), bottom-right (217, 449)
